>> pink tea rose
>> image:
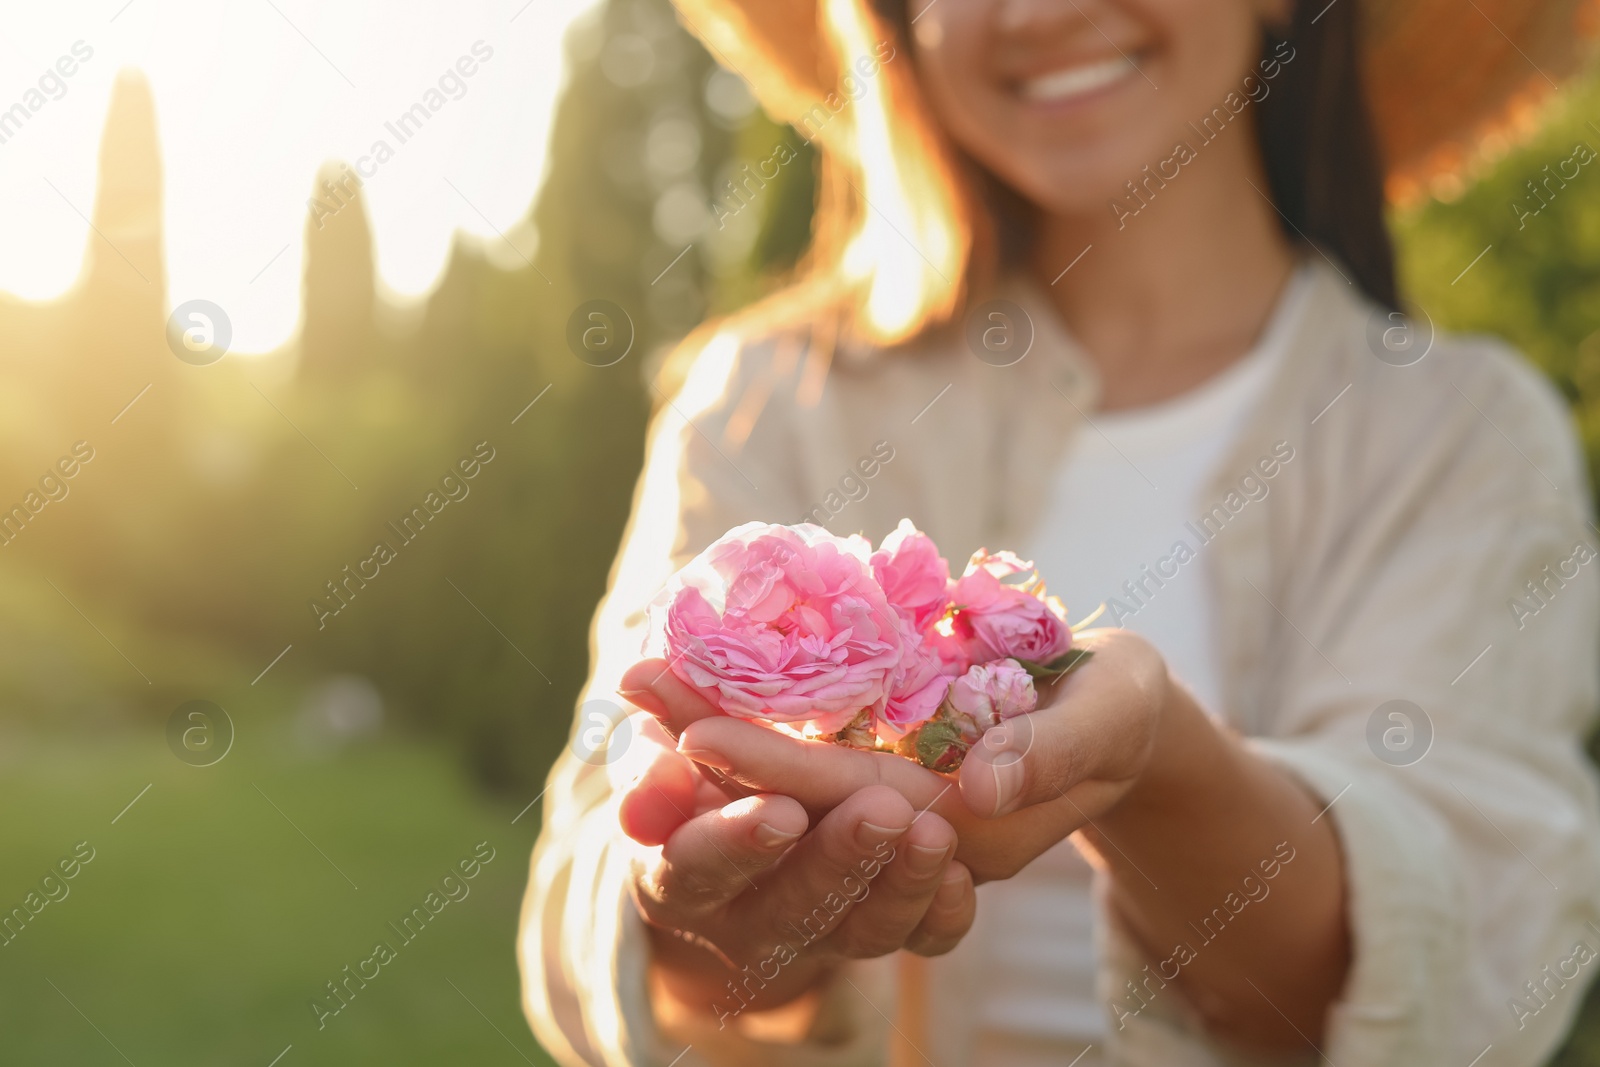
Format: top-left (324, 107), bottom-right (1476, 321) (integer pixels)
top-left (871, 519), bottom-right (952, 633)
top-left (947, 658), bottom-right (1038, 735)
top-left (948, 549), bottom-right (1072, 668)
top-left (877, 628), bottom-right (953, 742)
top-left (658, 523), bottom-right (904, 734)
top-left (920, 621), bottom-right (975, 678)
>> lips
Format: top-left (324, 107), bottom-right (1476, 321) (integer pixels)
top-left (1016, 54), bottom-right (1139, 103)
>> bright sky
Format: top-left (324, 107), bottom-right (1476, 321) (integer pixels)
top-left (0, 0), bottom-right (601, 353)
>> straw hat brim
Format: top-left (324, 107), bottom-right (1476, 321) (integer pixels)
top-left (672, 0), bottom-right (1600, 202)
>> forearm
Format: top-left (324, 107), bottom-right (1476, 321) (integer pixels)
top-left (1079, 679), bottom-right (1350, 1052)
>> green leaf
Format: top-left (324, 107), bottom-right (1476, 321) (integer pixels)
top-left (1018, 647), bottom-right (1093, 681)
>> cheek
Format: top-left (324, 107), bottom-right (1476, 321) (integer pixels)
top-left (1159, 0), bottom-right (1264, 104)
top-left (913, 17), bottom-right (1002, 126)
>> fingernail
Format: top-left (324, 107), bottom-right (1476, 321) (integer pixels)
top-left (856, 820), bottom-right (905, 848)
top-left (753, 822), bottom-right (802, 849)
top-left (986, 752), bottom-right (1026, 817)
top-left (934, 868), bottom-right (965, 906)
top-left (907, 842), bottom-right (950, 876)
top-left (676, 742), bottom-right (732, 771)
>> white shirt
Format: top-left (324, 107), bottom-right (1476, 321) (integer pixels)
top-left (969, 266), bottom-right (1315, 1066)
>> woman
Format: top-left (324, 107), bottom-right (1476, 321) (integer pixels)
top-left (521, 0), bottom-right (1600, 1063)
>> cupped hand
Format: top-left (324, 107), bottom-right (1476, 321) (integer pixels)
top-left (612, 710), bottom-right (977, 1018)
top-left (618, 629), bottom-right (1168, 884)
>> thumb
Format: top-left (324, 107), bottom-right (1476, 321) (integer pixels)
top-left (619, 657), bottom-right (723, 740)
top-left (957, 711), bottom-right (1075, 818)
top-left (956, 634), bottom-right (1164, 818)
top-left (957, 631), bottom-right (1166, 818)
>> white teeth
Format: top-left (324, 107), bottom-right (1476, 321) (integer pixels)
top-left (1019, 56), bottom-right (1137, 102)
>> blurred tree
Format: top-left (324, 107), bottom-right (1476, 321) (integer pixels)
top-left (82, 69), bottom-right (165, 343)
top-left (348, 0), bottom-right (737, 790)
top-left (301, 162), bottom-right (377, 378)
top-left (1395, 75), bottom-right (1600, 501)
top-left (0, 0), bottom-right (749, 799)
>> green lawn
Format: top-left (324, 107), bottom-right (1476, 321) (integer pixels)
top-left (0, 711), bottom-right (556, 1066)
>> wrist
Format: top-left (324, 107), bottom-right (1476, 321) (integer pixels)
top-left (645, 922), bottom-right (834, 1020)
top-left (647, 936), bottom-right (832, 1043)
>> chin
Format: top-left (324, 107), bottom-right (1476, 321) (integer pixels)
top-left (990, 148), bottom-right (1169, 219)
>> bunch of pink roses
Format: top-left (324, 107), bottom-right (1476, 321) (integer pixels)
top-left (652, 519), bottom-right (1092, 770)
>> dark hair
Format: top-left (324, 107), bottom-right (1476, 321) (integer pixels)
top-left (1257, 0), bottom-right (1397, 309)
top-left (873, 0), bottom-right (1399, 311)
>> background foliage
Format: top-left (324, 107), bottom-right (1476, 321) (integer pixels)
top-left (4, 0), bottom-right (1600, 1061)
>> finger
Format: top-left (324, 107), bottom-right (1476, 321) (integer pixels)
top-left (904, 861), bottom-right (976, 957)
top-left (957, 712), bottom-right (1055, 819)
top-left (679, 716), bottom-right (951, 816)
top-left (619, 658), bottom-right (723, 739)
top-left (634, 793), bottom-right (808, 926)
top-left (729, 785), bottom-right (912, 951)
top-left (824, 810), bottom-right (958, 960)
top-left (617, 741), bottom-right (701, 847)
top-left (680, 714), bottom-right (1078, 885)
top-left (620, 661), bottom-right (757, 799)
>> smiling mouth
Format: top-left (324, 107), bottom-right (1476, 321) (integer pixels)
top-left (1017, 55), bottom-right (1140, 103)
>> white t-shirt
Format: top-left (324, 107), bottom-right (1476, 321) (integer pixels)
top-left (967, 265), bottom-right (1314, 1066)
